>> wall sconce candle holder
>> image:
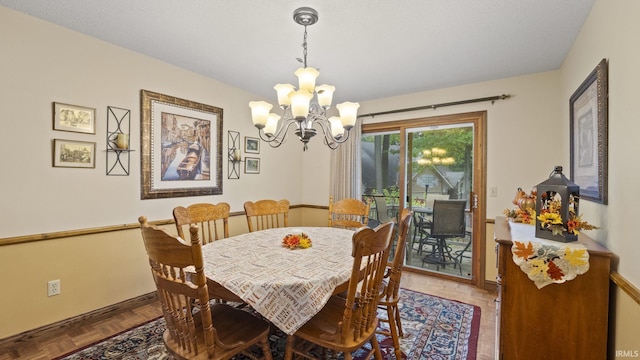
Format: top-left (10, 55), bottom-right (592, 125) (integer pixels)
top-left (106, 106), bottom-right (133, 176)
top-left (228, 131), bottom-right (242, 179)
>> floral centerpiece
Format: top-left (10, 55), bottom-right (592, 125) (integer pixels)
top-left (282, 232), bottom-right (312, 249)
top-left (504, 186), bottom-right (598, 239)
top-left (505, 204), bottom-right (598, 235)
top-left (536, 198), bottom-right (597, 236)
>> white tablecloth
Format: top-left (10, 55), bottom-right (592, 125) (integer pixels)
top-left (201, 227), bottom-right (354, 334)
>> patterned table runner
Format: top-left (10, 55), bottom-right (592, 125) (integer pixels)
top-left (508, 221), bottom-right (589, 289)
top-left (201, 227), bottom-right (354, 334)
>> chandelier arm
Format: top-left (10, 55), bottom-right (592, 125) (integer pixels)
top-left (313, 117), bottom-right (351, 148)
top-left (257, 117), bottom-right (299, 147)
top-left (257, 130), bottom-right (284, 148)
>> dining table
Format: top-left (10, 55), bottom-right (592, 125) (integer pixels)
top-left (200, 226), bottom-right (356, 335)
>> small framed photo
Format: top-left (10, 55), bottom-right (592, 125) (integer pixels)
top-left (52, 139), bottom-right (96, 168)
top-left (52, 102), bottom-right (96, 134)
top-left (245, 157), bottom-right (260, 174)
top-left (245, 136), bottom-right (260, 154)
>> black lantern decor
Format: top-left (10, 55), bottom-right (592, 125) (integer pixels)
top-left (535, 166), bottom-right (580, 242)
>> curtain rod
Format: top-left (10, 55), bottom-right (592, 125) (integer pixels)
top-left (358, 94), bottom-right (511, 118)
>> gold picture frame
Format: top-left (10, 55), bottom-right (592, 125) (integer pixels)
top-left (52, 139), bottom-right (96, 168)
top-left (52, 102), bottom-right (96, 134)
top-left (140, 90), bottom-right (223, 199)
top-left (569, 58), bottom-right (608, 204)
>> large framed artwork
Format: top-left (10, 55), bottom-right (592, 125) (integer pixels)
top-left (569, 58), bottom-right (608, 204)
top-left (140, 90), bottom-right (223, 199)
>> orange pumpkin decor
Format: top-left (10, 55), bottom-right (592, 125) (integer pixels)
top-left (512, 187), bottom-right (536, 211)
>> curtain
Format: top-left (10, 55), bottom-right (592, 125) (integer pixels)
top-left (330, 118), bottom-right (362, 201)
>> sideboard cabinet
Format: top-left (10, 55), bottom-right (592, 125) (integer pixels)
top-left (494, 216), bottom-right (611, 360)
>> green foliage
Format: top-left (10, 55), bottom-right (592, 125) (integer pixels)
top-left (410, 127), bottom-right (472, 173)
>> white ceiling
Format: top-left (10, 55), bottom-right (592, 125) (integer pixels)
top-left (1, 0), bottom-right (595, 103)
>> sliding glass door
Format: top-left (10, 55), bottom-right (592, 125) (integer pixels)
top-left (405, 124), bottom-right (474, 279)
top-left (361, 112), bottom-right (486, 285)
top-left (361, 131), bottom-right (401, 226)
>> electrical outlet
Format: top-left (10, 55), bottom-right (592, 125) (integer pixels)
top-left (48, 279), bottom-right (61, 296)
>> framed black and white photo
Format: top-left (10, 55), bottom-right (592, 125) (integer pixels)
top-left (570, 58), bottom-right (608, 204)
top-left (245, 157), bottom-right (260, 174)
top-left (245, 136), bottom-right (260, 154)
top-left (52, 139), bottom-right (96, 168)
top-left (52, 102), bottom-right (96, 134)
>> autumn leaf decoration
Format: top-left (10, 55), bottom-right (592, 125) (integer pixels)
top-left (513, 241), bottom-right (534, 259)
top-left (546, 260), bottom-right (565, 280)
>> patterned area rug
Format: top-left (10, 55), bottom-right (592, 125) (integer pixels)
top-left (54, 289), bottom-right (480, 360)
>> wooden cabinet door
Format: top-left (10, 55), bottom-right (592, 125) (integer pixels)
top-left (495, 217), bottom-right (611, 360)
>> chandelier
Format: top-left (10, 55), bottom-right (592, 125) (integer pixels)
top-left (249, 7), bottom-right (359, 151)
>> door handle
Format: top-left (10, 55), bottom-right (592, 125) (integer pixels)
top-left (470, 192), bottom-right (478, 209)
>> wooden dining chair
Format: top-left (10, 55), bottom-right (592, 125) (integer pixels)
top-left (377, 208), bottom-right (412, 360)
top-left (284, 221), bottom-right (395, 360)
top-left (173, 202), bottom-right (230, 245)
top-left (138, 216), bottom-right (273, 360)
top-left (328, 195), bottom-right (370, 230)
top-left (244, 199), bottom-right (290, 232)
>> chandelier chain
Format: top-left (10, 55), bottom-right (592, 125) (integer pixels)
top-left (302, 25), bottom-right (308, 68)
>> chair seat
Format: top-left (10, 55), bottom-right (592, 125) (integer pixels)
top-left (293, 295), bottom-right (378, 353)
top-left (164, 303), bottom-right (271, 360)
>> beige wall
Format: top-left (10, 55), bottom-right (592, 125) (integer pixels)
top-left (0, 6), bottom-right (305, 239)
top-left (561, 1), bottom-right (640, 354)
top-left (1, 0), bottom-right (638, 352)
top-left (0, 208), bottom-right (305, 338)
top-left (301, 0), bottom-right (640, 353)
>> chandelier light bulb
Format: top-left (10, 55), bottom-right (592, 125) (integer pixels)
top-left (274, 84), bottom-right (295, 108)
top-left (290, 90), bottom-right (313, 119)
top-left (328, 116), bottom-right (345, 138)
top-left (315, 84), bottom-right (335, 108)
top-left (295, 67), bottom-right (320, 93)
top-left (264, 113), bottom-right (281, 135)
top-left (249, 101), bottom-right (273, 128)
top-left (336, 102), bottom-right (360, 129)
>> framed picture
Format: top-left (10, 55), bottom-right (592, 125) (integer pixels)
top-left (245, 157), bottom-right (260, 174)
top-left (52, 139), bottom-right (96, 168)
top-left (140, 90), bottom-right (223, 199)
top-left (570, 58), bottom-right (608, 204)
top-left (245, 136), bottom-right (260, 154)
top-left (52, 102), bottom-right (96, 134)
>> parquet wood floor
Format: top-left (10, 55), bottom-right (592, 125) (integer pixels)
top-left (0, 273), bottom-right (496, 360)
